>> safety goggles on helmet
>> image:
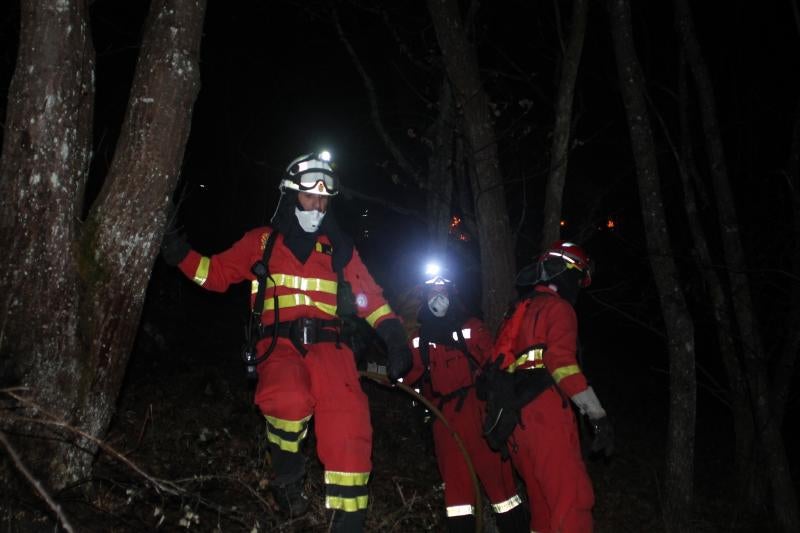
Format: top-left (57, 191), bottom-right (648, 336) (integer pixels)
top-left (280, 151), bottom-right (338, 196)
top-left (542, 241), bottom-right (592, 287)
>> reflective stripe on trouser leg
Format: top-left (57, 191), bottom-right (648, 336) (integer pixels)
top-left (324, 470), bottom-right (370, 511)
top-left (492, 494), bottom-right (522, 513)
top-left (446, 504), bottom-right (475, 517)
top-left (265, 414), bottom-right (311, 453)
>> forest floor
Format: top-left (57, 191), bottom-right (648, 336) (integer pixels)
top-left (0, 270), bottom-right (790, 532)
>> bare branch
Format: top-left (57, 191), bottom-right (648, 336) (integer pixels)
top-left (333, 9), bottom-right (424, 187)
top-left (0, 431), bottom-right (76, 533)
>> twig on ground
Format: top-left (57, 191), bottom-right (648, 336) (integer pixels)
top-left (0, 430), bottom-right (76, 533)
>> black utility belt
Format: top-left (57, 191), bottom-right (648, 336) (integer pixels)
top-left (258, 317), bottom-right (342, 345)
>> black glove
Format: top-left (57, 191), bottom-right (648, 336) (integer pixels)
top-left (161, 230), bottom-right (190, 266)
top-left (375, 319), bottom-right (412, 382)
top-left (588, 415), bottom-right (614, 457)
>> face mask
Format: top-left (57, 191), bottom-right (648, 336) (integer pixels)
top-left (295, 207), bottom-right (325, 233)
top-left (427, 294), bottom-right (450, 317)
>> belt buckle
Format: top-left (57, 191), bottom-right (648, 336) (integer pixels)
top-left (299, 317), bottom-right (315, 344)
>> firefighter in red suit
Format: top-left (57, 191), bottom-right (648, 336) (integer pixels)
top-left (161, 151), bottom-right (412, 532)
top-left (478, 241), bottom-right (613, 533)
top-left (401, 265), bottom-right (527, 533)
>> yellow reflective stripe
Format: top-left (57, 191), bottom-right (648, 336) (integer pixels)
top-left (552, 364), bottom-right (581, 383)
top-left (251, 275), bottom-right (338, 295)
top-left (262, 294), bottom-right (338, 316)
top-left (529, 348), bottom-right (544, 366)
top-left (507, 347), bottom-right (546, 372)
top-left (446, 504), bottom-right (475, 517)
top-left (265, 414), bottom-right (311, 432)
top-left (507, 352), bottom-right (528, 373)
top-left (266, 430), bottom-right (307, 453)
top-left (324, 471), bottom-right (370, 487)
top-left (492, 494), bottom-right (522, 513)
top-left (365, 304), bottom-right (392, 327)
top-left (193, 256), bottom-right (210, 286)
top-left (269, 274), bottom-right (338, 294)
top-left (325, 495), bottom-right (369, 512)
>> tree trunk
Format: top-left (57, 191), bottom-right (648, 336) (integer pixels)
top-left (673, 0), bottom-right (799, 528)
top-left (677, 52), bottom-right (754, 507)
top-left (0, 0), bottom-right (206, 489)
top-left (427, 0), bottom-right (515, 331)
top-left (541, 0), bottom-right (588, 249)
top-left (607, 0), bottom-right (697, 527)
top-left (426, 78), bottom-right (456, 256)
top-left (0, 0), bottom-right (95, 487)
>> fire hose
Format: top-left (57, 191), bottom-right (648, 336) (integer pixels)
top-left (359, 370), bottom-right (483, 533)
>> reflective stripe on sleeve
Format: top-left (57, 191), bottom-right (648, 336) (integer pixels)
top-left (365, 304), bottom-right (392, 327)
top-left (552, 364), bottom-right (581, 383)
top-left (193, 256), bottom-right (210, 286)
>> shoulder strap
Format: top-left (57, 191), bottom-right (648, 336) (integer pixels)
top-left (251, 231), bottom-right (279, 315)
top-left (247, 230), bottom-right (279, 345)
top-left (494, 296), bottom-right (538, 366)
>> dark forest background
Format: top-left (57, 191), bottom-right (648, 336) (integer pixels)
top-left (0, 1), bottom-right (798, 531)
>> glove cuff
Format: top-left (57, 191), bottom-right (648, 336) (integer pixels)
top-left (570, 386), bottom-right (606, 419)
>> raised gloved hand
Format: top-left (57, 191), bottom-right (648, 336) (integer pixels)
top-left (161, 230), bottom-right (190, 266)
top-left (375, 319), bottom-right (412, 382)
top-left (588, 415), bottom-right (614, 457)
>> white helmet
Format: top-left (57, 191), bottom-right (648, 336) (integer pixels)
top-left (279, 150), bottom-right (338, 196)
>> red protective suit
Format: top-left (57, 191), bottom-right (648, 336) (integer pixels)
top-left (405, 317), bottom-right (524, 528)
top-left (495, 285), bottom-right (594, 533)
top-left (177, 227), bottom-right (398, 515)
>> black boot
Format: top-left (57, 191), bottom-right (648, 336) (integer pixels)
top-left (271, 475), bottom-right (310, 518)
top-left (494, 504), bottom-right (529, 533)
top-left (446, 514), bottom-right (476, 533)
top-left (269, 444), bottom-right (309, 518)
top-left (331, 509), bottom-right (366, 533)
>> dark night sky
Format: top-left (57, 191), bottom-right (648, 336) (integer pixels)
top-left (1, 1), bottom-right (799, 437)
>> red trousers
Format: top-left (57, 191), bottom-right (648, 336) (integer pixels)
top-left (510, 388), bottom-right (594, 533)
top-left (255, 338), bottom-right (372, 475)
top-left (432, 388), bottom-right (521, 517)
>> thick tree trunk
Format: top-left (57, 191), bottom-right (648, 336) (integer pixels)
top-left (0, 0), bottom-right (95, 486)
top-left (677, 53), bottom-right (754, 505)
top-left (541, 0), bottom-right (588, 249)
top-left (607, 0), bottom-right (697, 527)
top-left (0, 0), bottom-right (206, 489)
top-left (426, 79), bottom-right (456, 255)
top-left (673, 0), bottom-right (799, 528)
top-left (427, 0), bottom-right (515, 331)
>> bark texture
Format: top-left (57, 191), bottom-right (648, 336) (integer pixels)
top-left (0, 0), bottom-right (206, 488)
top-left (0, 0), bottom-right (95, 485)
top-left (427, 0), bottom-right (515, 331)
top-left (673, 0), bottom-right (799, 528)
top-left (608, 0), bottom-right (697, 526)
top-left (541, 0), bottom-right (588, 249)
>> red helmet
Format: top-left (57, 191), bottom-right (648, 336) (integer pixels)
top-left (540, 241), bottom-right (592, 287)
